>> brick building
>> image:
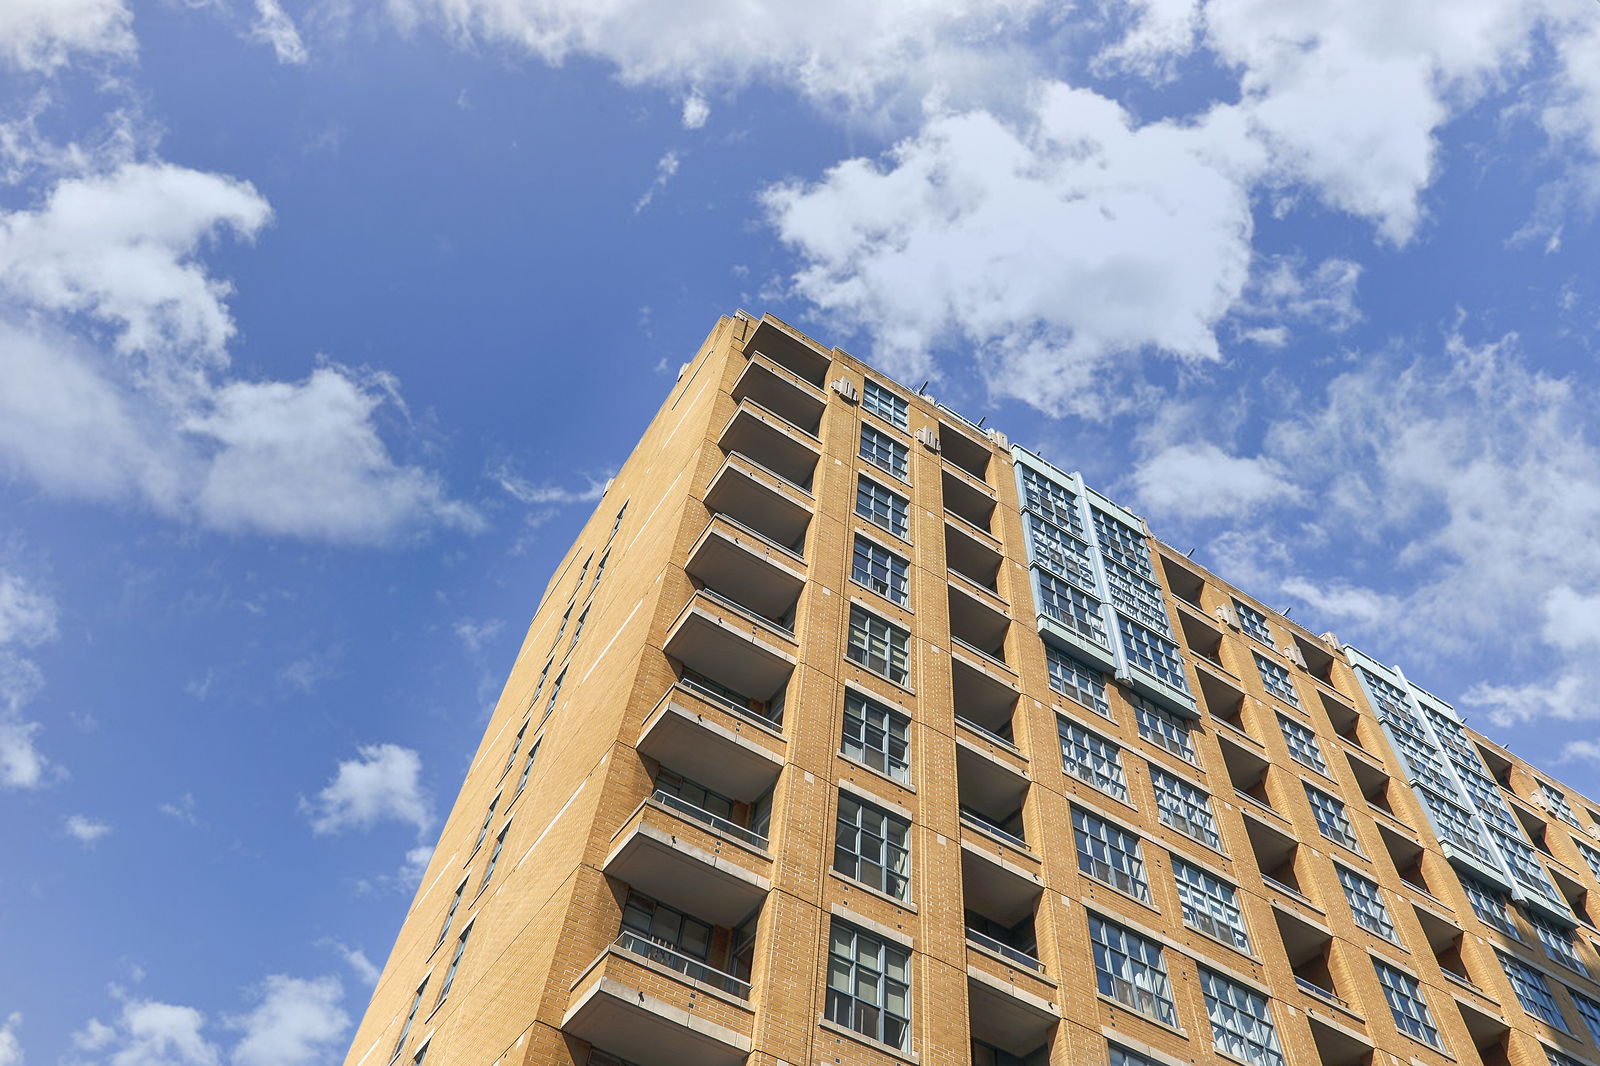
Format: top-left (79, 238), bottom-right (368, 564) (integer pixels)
top-left (343, 312), bottom-right (1600, 1066)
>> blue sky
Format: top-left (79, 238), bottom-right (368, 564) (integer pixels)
top-left (2, 0), bottom-right (1599, 1060)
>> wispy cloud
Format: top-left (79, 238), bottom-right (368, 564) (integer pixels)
top-left (66, 815), bottom-right (111, 845)
top-left (633, 150), bottom-right (681, 214)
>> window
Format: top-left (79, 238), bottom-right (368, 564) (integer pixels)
top-left (862, 380), bottom-right (908, 429)
top-left (529, 661), bottom-right (550, 711)
top-left (834, 791), bottom-right (911, 900)
top-left (1374, 959), bottom-right (1439, 1046)
top-left (1089, 915), bottom-right (1176, 1025)
top-left (1498, 951), bottom-right (1570, 1031)
top-left (1570, 989), bottom-right (1600, 1043)
top-left (1173, 858), bottom-right (1250, 950)
top-left (1091, 510), bottom-right (1154, 578)
top-left (1060, 720), bottom-right (1129, 801)
top-left (1104, 562), bottom-right (1171, 634)
top-left (826, 920), bottom-right (911, 1050)
top-left (1277, 715), bottom-right (1326, 774)
top-left (622, 892), bottom-right (712, 960)
top-left (390, 978), bottom-right (427, 1062)
top-left (1538, 782), bottom-right (1583, 828)
top-left (1134, 698), bottom-right (1195, 764)
top-left (436, 878), bottom-right (466, 949)
top-left (1419, 788), bottom-right (1493, 862)
top-left (434, 923), bottom-right (472, 1008)
top-left (514, 738), bottom-right (541, 796)
top-left (1120, 617), bottom-right (1190, 693)
top-left (1199, 969), bottom-right (1284, 1066)
top-left (1234, 600), bottom-right (1272, 644)
top-left (655, 767), bottom-right (736, 823)
top-left (1073, 809), bottom-right (1149, 901)
top-left (411, 1042), bottom-right (428, 1066)
top-left (860, 424), bottom-right (909, 480)
top-left (472, 795), bottom-right (499, 854)
top-left (592, 551), bottom-right (608, 589)
top-left (1020, 468), bottom-right (1083, 533)
top-left (1496, 828), bottom-right (1562, 902)
top-left (1026, 514), bottom-right (1096, 589)
top-left (847, 606), bottom-right (910, 685)
top-left (1038, 572), bottom-right (1109, 647)
top-left (1462, 875), bottom-right (1521, 940)
top-left (1045, 645), bottom-right (1111, 718)
top-left (1548, 1049), bottom-right (1589, 1066)
top-left (856, 477), bottom-right (909, 538)
top-left (1529, 910), bottom-right (1590, 976)
top-left (609, 501), bottom-right (627, 540)
top-left (1151, 767), bottom-right (1221, 849)
top-left (480, 822), bottom-right (509, 892)
top-left (842, 689), bottom-right (910, 783)
top-left (1336, 866), bottom-right (1396, 941)
top-left (1108, 1048), bottom-right (1160, 1066)
top-left (570, 606), bottom-right (587, 648)
top-left (1253, 653), bottom-right (1299, 708)
top-left (1576, 839), bottom-right (1600, 881)
top-left (554, 604), bottom-right (571, 646)
top-left (502, 722), bottom-right (527, 778)
top-left (1305, 784), bottom-right (1361, 853)
top-left (852, 536), bottom-right (909, 606)
top-left (544, 668), bottom-right (565, 720)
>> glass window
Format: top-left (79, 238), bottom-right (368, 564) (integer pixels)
top-left (570, 606), bottom-right (587, 648)
top-left (390, 978), bottom-right (427, 1062)
top-left (529, 661), bottom-right (550, 711)
top-left (1336, 866), bottom-right (1396, 941)
top-left (622, 891), bottom-right (712, 960)
top-left (1120, 617), bottom-right (1190, 693)
top-left (860, 424), bottom-right (909, 480)
top-left (1498, 951), bottom-right (1570, 1032)
top-left (502, 722), bottom-right (527, 778)
top-left (1495, 828), bottom-right (1563, 903)
top-left (1234, 600), bottom-right (1272, 644)
top-left (842, 689), bottom-right (910, 783)
top-left (826, 920), bottom-right (911, 1050)
top-left (1547, 1049), bottom-right (1589, 1066)
top-left (1104, 561), bottom-right (1171, 635)
top-left (1038, 572), bottom-right (1110, 648)
top-left (655, 767), bottom-right (735, 822)
top-left (834, 792), bottom-right (911, 901)
top-left (1151, 767), bottom-right (1221, 849)
top-left (1026, 513), bottom-right (1096, 589)
top-left (544, 668), bottom-right (565, 720)
top-left (1419, 788), bottom-right (1493, 863)
top-left (1020, 468), bottom-right (1083, 534)
top-left (472, 795), bottom-right (499, 854)
top-left (856, 476), bottom-right (909, 539)
top-left (1576, 839), bottom-right (1600, 881)
top-left (1277, 715), bottom-right (1326, 773)
top-left (1253, 653), bottom-right (1300, 708)
top-left (1305, 783), bottom-right (1361, 853)
top-left (1529, 909), bottom-right (1590, 976)
top-left (1135, 697), bottom-right (1195, 764)
top-left (1089, 915), bottom-right (1176, 1025)
top-left (434, 923), bottom-right (472, 1008)
top-left (1539, 783), bottom-right (1583, 828)
top-left (480, 822), bottom-right (509, 891)
top-left (852, 536), bottom-right (909, 606)
top-left (1374, 959), bottom-right (1439, 1046)
top-left (1173, 858), bottom-right (1250, 949)
top-left (1045, 645), bottom-right (1111, 718)
top-left (412, 1043), bottom-right (428, 1066)
top-left (1456, 769), bottom-right (1518, 834)
top-left (610, 502), bottom-right (627, 539)
top-left (1060, 720), bottom-right (1129, 801)
top-left (436, 878), bottom-right (466, 949)
top-left (1108, 1048), bottom-right (1160, 1066)
top-left (1073, 809), bottom-right (1149, 901)
top-left (592, 551), bottom-right (608, 589)
top-left (515, 738), bottom-right (541, 796)
top-left (847, 606), bottom-right (910, 685)
top-left (1461, 875), bottom-right (1522, 940)
top-left (1091, 510), bottom-right (1154, 578)
top-left (1199, 969), bottom-right (1284, 1066)
top-left (1391, 728), bottom-right (1456, 795)
top-left (1569, 989), bottom-right (1600, 1044)
top-left (862, 380), bottom-right (908, 429)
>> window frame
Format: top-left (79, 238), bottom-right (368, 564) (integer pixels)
top-left (846, 604), bottom-right (911, 686)
top-left (851, 535), bottom-right (910, 607)
top-left (825, 919), bottom-right (912, 1050)
top-left (1073, 808), bottom-right (1150, 902)
top-left (860, 423), bottom-right (910, 481)
top-left (841, 688), bottom-right (910, 784)
top-left (855, 475), bottom-right (910, 540)
top-left (833, 790), bottom-right (912, 901)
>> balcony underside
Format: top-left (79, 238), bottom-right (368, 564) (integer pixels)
top-left (564, 973), bottom-right (751, 1066)
top-left (637, 696), bottom-right (783, 800)
top-left (604, 813), bottom-right (770, 927)
top-left (967, 966), bottom-right (1058, 1056)
top-left (663, 594), bottom-right (795, 703)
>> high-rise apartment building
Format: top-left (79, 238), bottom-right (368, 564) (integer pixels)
top-left (345, 312), bottom-right (1600, 1066)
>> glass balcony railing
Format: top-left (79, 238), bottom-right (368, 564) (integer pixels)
top-left (615, 931), bottom-right (751, 998)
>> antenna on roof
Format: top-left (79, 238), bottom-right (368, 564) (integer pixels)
top-left (917, 380), bottom-right (929, 393)
top-left (1186, 548), bottom-right (1196, 557)
top-left (976, 416), bottom-right (986, 427)
top-left (1283, 607), bottom-right (1293, 617)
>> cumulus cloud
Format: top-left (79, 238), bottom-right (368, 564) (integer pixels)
top-left (680, 92), bottom-right (710, 129)
top-left (0, 162), bottom-right (478, 545)
top-left (0, 570), bottom-right (59, 789)
top-left (301, 744), bottom-right (432, 836)
top-left (1130, 442), bottom-right (1300, 520)
top-left (765, 84), bottom-right (1262, 416)
top-left (66, 815), bottom-right (111, 844)
top-left (250, 0), bottom-right (308, 64)
top-left (0, 0), bottom-right (134, 73)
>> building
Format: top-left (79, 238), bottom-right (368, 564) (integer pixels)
top-left (343, 312), bottom-right (1600, 1066)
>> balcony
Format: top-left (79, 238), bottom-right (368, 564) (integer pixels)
top-left (944, 469), bottom-right (996, 534)
top-left (686, 514), bottom-right (806, 620)
top-left (1218, 732), bottom-right (1275, 814)
top-left (1176, 608), bottom-right (1226, 673)
top-left (563, 934), bottom-right (754, 1066)
top-left (743, 318), bottom-right (830, 387)
top-left (704, 451), bottom-right (812, 550)
top-left (966, 943), bottom-right (1058, 1057)
top-left (1304, 1009), bottom-right (1374, 1066)
top-left (731, 351), bottom-right (825, 437)
top-left (663, 589), bottom-right (796, 709)
top-left (1196, 667), bottom-right (1248, 733)
top-left (1275, 908), bottom-right (1347, 1015)
top-left (950, 582), bottom-right (1011, 668)
top-left (1157, 554), bottom-right (1206, 610)
top-left (636, 685), bottom-right (784, 802)
top-left (603, 793), bottom-right (772, 927)
top-left (939, 417), bottom-right (992, 482)
top-left (1242, 806), bottom-right (1311, 904)
top-left (718, 397), bottom-right (820, 490)
top-left (946, 520), bottom-right (1003, 591)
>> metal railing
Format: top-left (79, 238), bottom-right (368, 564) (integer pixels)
top-left (707, 512), bottom-right (807, 564)
top-left (651, 789), bottom-right (768, 849)
top-left (965, 928), bottom-right (1044, 972)
top-left (948, 566), bottom-right (1001, 597)
top-left (961, 807), bottom-right (1028, 851)
top-left (724, 449), bottom-right (814, 496)
top-left (1261, 874), bottom-right (1313, 904)
top-left (1234, 788), bottom-right (1281, 818)
top-left (951, 635), bottom-right (1008, 669)
top-left (615, 931), bottom-right (752, 998)
top-left (1294, 976), bottom-right (1348, 1009)
top-left (955, 715), bottom-right (1017, 750)
top-left (1440, 968), bottom-right (1482, 994)
top-left (696, 586), bottom-right (795, 637)
top-left (733, 395), bottom-right (822, 444)
top-left (674, 676), bottom-right (783, 731)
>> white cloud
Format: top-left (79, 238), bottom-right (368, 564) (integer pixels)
top-left (227, 976), bottom-right (347, 1066)
top-left (250, 0), bottom-right (308, 64)
top-left (681, 92), bottom-right (710, 129)
top-left (66, 814), bottom-right (111, 844)
top-left (1244, 255), bottom-right (1362, 333)
top-left (454, 618), bottom-right (503, 655)
top-left (0, 0), bottom-right (134, 73)
top-left (301, 744), bottom-right (431, 836)
top-left (1130, 442), bottom-right (1300, 520)
top-left (159, 793), bottom-right (201, 826)
top-left (764, 84), bottom-right (1263, 416)
top-left (97, 999), bottom-right (219, 1066)
top-left (632, 150), bottom-right (680, 214)
top-left (0, 1013), bottom-right (21, 1066)
top-left (0, 570), bottom-right (58, 790)
top-left (330, 944), bottom-right (379, 985)
top-left (491, 464), bottom-right (608, 506)
top-left (1278, 578), bottom-right (1397, 627)
top-left (1541, 586), bottom-right (1600, 651)
top-left (0, 163), bottom-right (479, 545)
top-left (1093, 0), bottom-right (1200, 78)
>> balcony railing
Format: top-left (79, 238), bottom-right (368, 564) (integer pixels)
top-left (1261, 874), bottom-right (1313, 905)
top-left (966, 928), bottom-right (1044, 972)
top-left (697, 586), bottom-right (794, 637)
top-left (616, 931), bottom-right (751, 998)
top-left (1294, 976), bottom-right (1348, 1009)
top-left (709, 512), bottom-right (806, 564)
top-left (1440, 968), bottom-right (1482, 995)
top-left (725, 449), bottom-right (813, 496)
top-left (955, 715), bottom-right (1016, 750)
top-left (652, 789), bottom-right (768, 850)
top-left (961, 807), bottom-right (1028, 851)
top-left (952, 635), bottom-right (1008, 670)
top-left (949, 566), bottom-right (1000, 597)
top-left (676, 675), bottom-right (783, 731)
